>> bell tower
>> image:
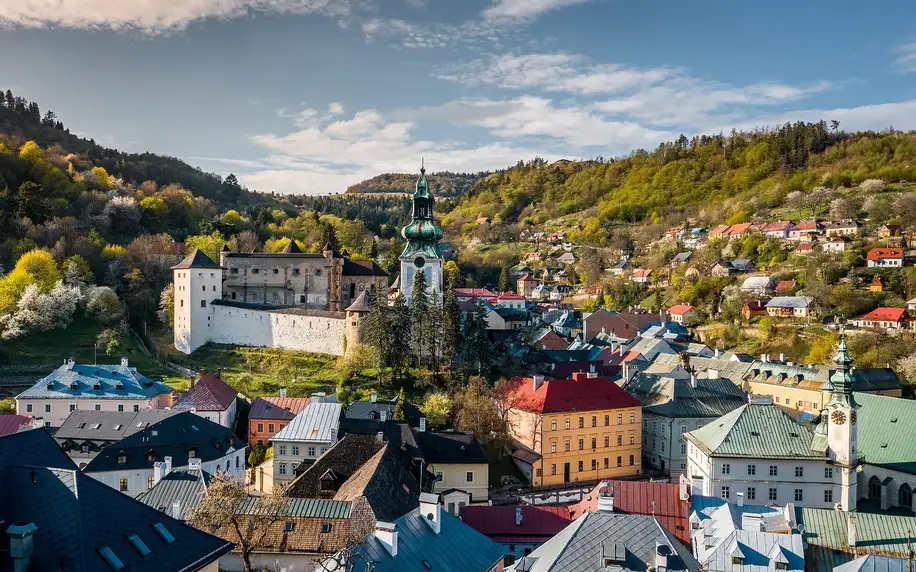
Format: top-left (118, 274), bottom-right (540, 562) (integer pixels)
top-left (400, 161), bottom-right (444, 303)
top-left (825, 333), bottom-right (858, 511)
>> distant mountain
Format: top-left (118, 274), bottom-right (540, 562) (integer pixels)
top-left (346, 171), bottom-right (490, 198)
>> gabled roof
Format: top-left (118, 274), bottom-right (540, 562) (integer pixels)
top-left (249, 396), bottom-right (311, 420)
top-left (349, 505), bottom-right (506, 572)
top-left (287, 433), bottom-right (386, 498)
top-left (462, 505), bottom-right (571, 543)
top-left (332, 442), bottom-right (423, 523)
top-left (741, 276), bottom-right (775, 290)
top-left (708, 225), bottom-right (732, 236)
top-left (668, 304), bottom-right (695, 316)
top-left (281, 239), bottom-right (304, 253)
top-left (17, 361), bottom-right (173, 401)
top-left (0, 430), bottom-right (232, 571)
top-left (504, 373), bottom-right (641, 414)
top-left (765, 296), bottom-right (813, 309)
top-left (174, 372), bottom-right (237, 412)
top-left (792, 219), bottom-right (821, 231)
top-left (796, 507), bottom-right (916, 567)
top-left (496, 291), bottom-right (525, 300)
top-left (415, 431), bottom-right (489, 464)
top-left (135, 467), bottom-right (213, 520)
top-left (0, 414), bottom-right (31, 436)
top-left (170, 248), bottom-right (222, 269)
top-left (672, 252), bottom-right (692, 263)
top-left (272, 401), bottom-right (342, 444)
top-left (342, 258), bottom-right (389, 276)
top-left (856, 307), bottom-right (908, 322)
top-left (855, 392), bottom-right (916, 475)
top-left (622, 374), bottom-right (747, 419)
top-left (834, 555), bottom-right (910, 572)
top-left (866, 247), bottom-right (904, 261)
top-left (453, 288), bottom-right (498, 298)
top-left (761, 221), bottom-right (793, 232)
top-left (344, 397), bottom-right (421, 424)
top-left (685, 403), bottom-right (820, 459)
top-left (632, 268), bottom-right (652, 278)
top-left (55, 409), bottom-right (178, 443)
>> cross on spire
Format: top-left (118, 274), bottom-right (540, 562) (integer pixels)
top-left (420, 157), bottom-right (425, 175)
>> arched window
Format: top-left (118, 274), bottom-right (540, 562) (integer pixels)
top-left (868, 476), bottom-right (882, 499)
top-left (899, 484), bottom-right (913, 511)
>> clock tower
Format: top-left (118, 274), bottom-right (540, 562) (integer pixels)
top-left (399, 163), bottom-right (444, 303)
top-left (825, 333), bottom-right (858, 511)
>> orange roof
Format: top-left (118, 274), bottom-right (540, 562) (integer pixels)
top-left (793, 219), bottom-right (820, 231)
top-left (496, 292), bottom-right (525, 300)
top-left (726, 223), bottom-right (753, 235)
top-left (857, 307), bottom-right (908, 322)
top-left (708, 225), bottom-right (731, 236)
top-left (761, 221), bottom-right (792, 232)
top-left (866, 247), bottom-right (904, 261)
top-left (776, 280), bottom-right (796, 291)
top-left (795, 243), bottom-right (814, 252)
top-left (668, 304), bottom-right (695, 315)
top-left (666, 226), bottom-right (684, 234)
top-left (632, 269), bottom-right (652, 278)
top-left (518, 273), bottom-right (536, 282)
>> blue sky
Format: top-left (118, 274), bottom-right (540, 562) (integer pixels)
top-left (1, 0), bottom-right (916, 195)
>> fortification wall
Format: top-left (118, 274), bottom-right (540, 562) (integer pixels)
top-left (209, 305), bottom-right (346, 356)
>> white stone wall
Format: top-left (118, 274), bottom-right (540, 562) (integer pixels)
top-left (174, 267), bottom-right (223, 354)
top-left (209, 306), bottom-right (346, 356)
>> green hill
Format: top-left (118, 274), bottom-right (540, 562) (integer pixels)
top-left (346, 171), bottom-right (488, 198)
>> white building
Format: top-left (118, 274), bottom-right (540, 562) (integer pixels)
top-left (54, 409), bottom-right (245, 497)
top-left (172, 371), bottom-right (238, 429)
top-left (399, 166), bottom-right (445, 304)
top-left (270, 397), bottom-right (342, 484)
top-left (15, 358), bottom-right (174, 427)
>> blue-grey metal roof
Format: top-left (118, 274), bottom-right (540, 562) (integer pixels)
top-left (765, 296), bottom-right (814, 309)
top-left (272, 401), bottom-right (341, 444)
top-left (623, 374), bottom-right (747, 419)
top-left (16, 361), bottom-right (172, 401)
top-left (348, 507), bottom-right (506, 572)
top-left (55, 409), bottom-right (178, 443)
top-left (135, 468), bottom-right (213, 520)
top-left (834, 555), bottom-right (911, 572)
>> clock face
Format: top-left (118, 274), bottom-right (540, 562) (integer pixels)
top-left (850, 410), bottom-right (857, 425)
top-left (831, 410), bottom-right (847, 425)
top-left (414, 257), bottom-right (425, 268)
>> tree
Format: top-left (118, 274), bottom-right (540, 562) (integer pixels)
top-left (185, 232), bottom-right (227, 263)
top-left (86, 286), bottom-right (124, 326)
top-left (247, 444), bottom-right (267, 467)
top-left (63, 255), bottom-right (94, 286)
top-left (453, 376), bottom-right (508, 447)
top-left (444, 260), bottom-right (463, 289)
top-left (424, 293), bottom-right (443, 373)
top-left (498, 265), bottom-right (510, 292)
top-left (393, 387), bottom-right (407, 421)
top-left (364, 287), bottom-right (390, 379)
top-left (442, 288), bottom-right (461, 367)
top-left (421, 392), bottom-right (452, 430)
top-left (388, 294), bottom-right (411, 380)
top-left (187, 478), bottom-right (290, 572)
top-left (461, 301), bottom-right (490, 376)
top-left (897, 354), bottom-right (916, 387)
top-left (410, 269), bottom-right (429, 363)
top-left (0, 281), bottom-right (83, 340)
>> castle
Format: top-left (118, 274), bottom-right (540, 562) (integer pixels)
top-left (173, 165), bottom-right (444, 356)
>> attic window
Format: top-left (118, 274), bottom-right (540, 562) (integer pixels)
top-left (81, 444), bottom-right (89, 454)
top-left (77, 422), bottom-right (86, 429)
top-left (152, 522), bottom-right (175, 545)
top-left (285, 522), bottom-right (296, 532)
top-left (136, 422), bottom-right (146, 428)
top-left (93, 424), bottom-right (102, 430)
top-left (320, 476), bottom-right (335, 493)
top-left (188, 448), bottom-right (197, 458)
top-left (70, 382), bottom-right (79, 390)
top-left (114, 425), bottom-right (122, 431)
top-left (47, 382), bottom-right (55, 389)
top-left (115, 383), bottom-right (124, 390)
top-left (321, 523), bottom-right (332, 534)
top-left (93, 383), bottom-right (101, 390)
top-left (117, 453), bottom-right (127, 464)
top-left (775, 563), bottom-right (788, 570)
top-left (146, 451), bottom-right (156, 462)
top-left (126, 533), bottom-right (152, 558)
top-left (732, 557), bottom-right (744, 565)
top-left (98, 546), bottom-right (125, 571)
top-left (191, 425), bottom-right (199, 432)
top-left (248, 520), bottom-right (257, 530)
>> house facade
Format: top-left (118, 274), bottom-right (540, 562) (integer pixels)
top-left (248, 393), bottom-right (310, 446)
top-left (270, 399), bottom-right (342, 484)
top-left (765, 296), bottom-right (814, 318)
top-left (866, 248), bottom-right (904, 268)
top-left (172, 371), bottom-right (238, 428)
top-left (416, 431), bottom-right (490, 503)
top-left (851, 307), bottom-right (909, 331)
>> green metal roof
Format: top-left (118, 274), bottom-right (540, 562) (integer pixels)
top-left (685, 403), bottom-right (821, 459)
top-left (855, 392), bottom-right (916, 475)
top-left (237, 497), bottom-right (353, 519)
top-left (796, 507), bottom-right (916, 557)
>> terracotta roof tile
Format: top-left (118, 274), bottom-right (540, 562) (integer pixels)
top-left (504, 373), bottom-right (641, 414)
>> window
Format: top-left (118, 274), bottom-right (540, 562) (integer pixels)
top-left (795, 466), bottom-right (804, 478)
top-left (268, 423), bottom-right (274, 432)
top-left (577, 461), bottom-right (584, 472)
top-left (721, 486), bottom-right (730, 499)
top-left (629, 455), bottom-right (634, 466)
top-left (564, 418), bottom-right (570, 430)
top-left (278, 463), bottom-right (287, 475)
top-left (747, 487), bottom-right (756, 500)
top-left (285, 521), bottom-right (296, 532)
top-left (308, 447), bottom-right (316, 457)
top-left (127, 533), bottom-right (152, 557)
top-left (769, 465), bottom-right (778, 476)
top-left (592, 416), bottom-right (597, 427)
top-left (550, 464), bottom-right (556, 475)
top-left (617, 456), bottom-right (622, 467)
top-left (630, 413), bottom-right (635, 424)
top-left (630, 432), bottom-right (635, 445)
top-left (551, 419), bottom-right (557, 431)
top-left (45, 404), bottom-right (51, 413)
top-left (578, 417), bottom-right (584, 429)
top-left (604, 457), bottom-right (609, 468)
top-left (578, 439), bottom-right (584, 450)
top-left (604, 415), bottom-right (610, 426)
top-left (95, 404), bottom-right (101, 411)
top-left (151, 523), bottom-right (175, 545)
top-left (200, 300), bottom-right (207, 308)
top-left (551, 442), bottom-right (557, 453)
top-left (118, 404), bottom-right (124, 412)
top-left (466, 471), bottom-right (474, 483)
top-left (236, 456), bottom-right (240, 469)
top-left (252, 268), bottom-right (260, 274)
top-left (617, 414), bottom-right (623, 424)
top-left (825, 467), bottom-right (833, 479)
top-left (604, 436), bottom-right (609, 447)
top-left (435, 471), bottom-right (444, 482)
top-left (188, 448), bottom-right (196, 458)
top-left (769, 488), bottom-right (778, 501)
top-left (591, 459), bottom-right (598, 470)
top-left (722, 464), bottom-right (730, 475)
top-left (732, 557), bottom-right (744, 565)
top-left (564, 440), bottom-right (570, 452)
top-left (680, 425), bottom-right (687, 434)
top-left (180, 300), bottom-right (184, 307)
top-left (117, 453), bottom-right (127, 465)
top-left (133, 404), bottom-right (139, 412)
top-left (824, 489), bottom-right (834, 503)
top-left (681, 443), bottom-right (687, 455)
top-left (292, 446), bottom-right (299, 456)
top-left (535, 469), bottom-right (542, 477)
top-left (794, 489), bottom-right (803, 502)
top-left (293, 269), bottom-right (300, 276)
top-left (278, 446), bottom-right (287, 455)
top-left (98, 546), bottom-right (126, 571)
top-left (776, 563), bottom-right (788, 570)
top-left (26, 404), bottom-right (32, 413)
top-left (81, 444), bottom-right (89, 454)
top-left (257, 423), bottom-right (264, 432)
top-left (617, 435), bottom-right (622, 446)
top-left (119, 478), bottom-right (129, 492)
top-left (147, 476), bottom-right (155, 489)
top-left (321, 523), bottom-right (332, 534)
top-left (748, 464), bottom-right (756, 476)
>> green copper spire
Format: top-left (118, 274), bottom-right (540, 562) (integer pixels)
top-left (401, 162), bottom-right (443, 259)
top-left (826, 333), bottom-right (856, 407)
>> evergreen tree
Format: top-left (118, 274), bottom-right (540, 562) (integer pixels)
top-left (442, 288), bottom-right (461, 367)
top-left (322, 223), bottom-right (340, 252)
top-left (388, 294), bottom-right (411, 380)
top-left (498, 265), bottom-right (511, 292)
top-left (393, 387), bottom-right (407, 421)
top-left (461, 301), bottom-right (489, 376)
top-left (410, 269), bottom-right (429, 363)
top-left (5, 90), bottom-right (13, 110)
top-left (364, 288), bottom-right (389, 380)
top-left (425, 292), bottom-right (443, 373)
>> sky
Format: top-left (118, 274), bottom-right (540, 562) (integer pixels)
top-left (1, 0), bottom-right (916, 195)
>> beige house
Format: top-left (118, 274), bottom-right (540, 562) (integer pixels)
top-left (416, 431), bottom-right (490, 503)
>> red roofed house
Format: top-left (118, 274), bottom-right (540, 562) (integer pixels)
top-left (776, 280), bottom-right (796, 293)
top-left (866, 247), bottom-right (904, 268)
top-left (494, 291), bottom-right (526, 310)
top-left (794, 242), bottom-right (815, 255)
top-left (461, 505), bottom-right (571, 557)
top-left (630, 269), bottom-right (652, 284)
top-left (665, 226), bottom-right (685, 239)
top-left (248, 392), bottom-right (311, 446)
top-left (501, 372), bottom-right (642, 487)
top-left (524, 251), bottom-right (542, 261)
top-left (667, 304), bottom-right (697, 324)
top-left (789, 219), bottom-right (822, 241)
top-left (851, 307), bottom-right (910, 331)
top-left (173, 371), bottom-right (239, 429)
top-left (476, 216), bottom-right (490, 225)
top-left (879, 224), bottom-right (902, 238)
top-left (516, 273), bottom-right (538, 298)
top-left (453, 287), bottom-right (498, 302)
top-left (761, 221), bottom-right (794, 239)
top-left (725, 222), bottom-right (755, 237)
top-left (547, 231), bottom-right (566, 243)
top-left (707, 225), bottom-right (732, 238)
top-left (0, 414), bottom-right (33, 437)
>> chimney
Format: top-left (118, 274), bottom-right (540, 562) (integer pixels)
top-left (375, 431), bottom-right (385, 444)
top-left (779, 353), bottom-right (785, 362)
top-left (419, 493), bottom-right (442, 534)
top-left (6, 522), bottom-right (38, 572)
top-left (375, 522), bottom-right (398, 557)
top-left (690, 373), bottom-right (697, 388)
top-left (30, 418), bottom-right (44, 430)
top-left (515, 507), bottom-right (523, 526)
top-left (170, 500), bottom-right (182, 520)
top-left (572, 371), bottom-right (587, 382)
top-left (419, 418), bottom-right (427, 432)
top-left (279, 387), bottom-right (287, 399)
top-left (533, 375), bottom-right (545, 391)
top-left (655, 543), bottom-right (672, 571)
top-left (380, 410), bottom-right (388, 422)
top-left (848, 513), bottom-right (857, 547)
top-left (311, 392), bottom-right (327, 403)
top-left (153, 462), bottom-right (164, 485)
top-left (121, 357), bottom-right (129, 368)
top-left (714, 348), bottom-right (721, 358)
top-left (188, 458), bottom-right (201, 470)
top-left (736, 491), bottom-right (744, 507)
top-left (760, 353), bottom-right (767, 363)
top-left (163, 456), bottom-right (173, 476)
top-left (370, 392), bottom-right (377, 403)
top-left (707, 369), bottom-right (719, 380)
top-left (597, 481), bottom-right (615, 512)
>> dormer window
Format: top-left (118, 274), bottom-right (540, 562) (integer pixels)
top-left (284, 522), bottom-right (295, 532)
top-left (321, 523), bottom-right (332, 534)
top-left (81, 444), bottom-right (89, 454)
top-left (70, 382), bottom-right (79, 390)
top-left (93, 383), bottom-right (101, 390)
top-left (47, 382), bottom-right (55, 390)
top-left (146, 451), bottom-right (156, 462)
top-left (775, 563), bottom-right (788, 570)
top-left (117, 453), bottom-right (127, 465)
top-left (115, 383), bottom-right (124, 390)
top-left (732, 557), bottom-right (744, 565)
top-left (188, 448), bottom-right (196, 458)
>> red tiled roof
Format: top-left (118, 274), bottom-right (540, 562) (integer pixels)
top-left (496, 292), bottom-right (525, 300)
top-left (0, 415), bottom-right (31, 437)
top-left (453, 288), bottom-right (498, 297)
top-left (175, 372), bottom-right (238, 412)
top-left (668, 304), bottom-right (695, 316)
top-left (461, 505), bottom-right (571, 541)
top-left (547, 231), bottom-right (566, 238)
top-left (666, 226), bottom-right (684, 234)
top-left (726, 223), bottom-right (753, 235)
top-left (708, 225), bottom-right (731, 236)
top-left (795, 243), bottom-right (814, 252)
top-left (524, 252), bottom-right (542, 259)
top-left (632, 269), bottom-right (652, 278)
top-left (776, 280), bottom-right (796, 291)
top-left (568, 481), bottom-right (691, 545)
top-left (866, 248), bottom-right (904, 261)
top-left (504, 373), bottom-right (641, 414)
top-left (793, 219), bottom-right (820, 231)
top-left (761, 221), bottom-right (792, 232)
top-left (249, 396), bottom-right (311, 420)
top-left (857, 307), bottom-right (908, 322)
top-left (518, 274), bottom-right (536, 282)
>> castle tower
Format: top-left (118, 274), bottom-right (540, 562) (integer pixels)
top-left (825, 333), bottom-right (858, 511)
top-left (344, 289), bottom-right (373, 355)
top-left (171, 249), bottom-right (223, 355)
top-left (399, 163), bottom-right (444, 304)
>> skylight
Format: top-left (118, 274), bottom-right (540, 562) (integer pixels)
top-left (93, 424), bottom-right (102, 430)
top-left (152, 522), bottom-right (175, 545)
top-left (98, 546), bottom-right (125, 571)
top-left (127, 533), bottom-right (152, 557)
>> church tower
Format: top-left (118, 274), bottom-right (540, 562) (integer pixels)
top-left (172, 249), bottom-right (223, 355)
top-left (399, 163), bottom-right (444, 303)
top-left (825, 333), bottom-right (858, 511)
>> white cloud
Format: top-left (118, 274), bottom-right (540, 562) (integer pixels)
top-left (707, 99), bottom-right (916, 134)
top-left (0, 0), bottom-right (353, 34)
top-left (894, 41), bottom-right (916, 73)
top-left (482, 0), bottom-right (597, 21)
top-left (328, 102), bottom-right (344, 115)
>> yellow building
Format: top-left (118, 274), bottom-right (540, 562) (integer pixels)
top-left (742, 358), bottom-right (902, 418)
top-left (415, 431), bottom-right (490, 503)
top-left (503, 372), bottom-right (643, 487)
